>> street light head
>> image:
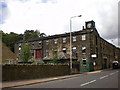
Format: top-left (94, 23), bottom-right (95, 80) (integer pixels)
top-left (71, 15), bottom-right (82, 18)
top-left (78, 15), bottom-right (82, 17)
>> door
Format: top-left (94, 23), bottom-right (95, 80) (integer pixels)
top-left (35, 49), bottom-right (42, 59)
top-left (103, 59), bottom-right (107, 69)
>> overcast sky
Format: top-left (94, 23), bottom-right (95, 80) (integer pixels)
top-left (0, 0), bottom-right (119, 46)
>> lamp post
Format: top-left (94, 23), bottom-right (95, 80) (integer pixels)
top-left (70, 15), bottom-right (82, 73)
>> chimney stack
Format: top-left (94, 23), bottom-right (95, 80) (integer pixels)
top-left (82, 26), bottom-right (84, 30)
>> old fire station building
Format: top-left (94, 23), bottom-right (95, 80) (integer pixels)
top-left (15, 20), bottom-right (120, 72)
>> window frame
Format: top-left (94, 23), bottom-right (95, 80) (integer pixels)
top-left (82, 35), bottom-right (86, 40)
top-left (82, 58), bottom-right (87, 65)
top-left (46, 40), bottom-right (49, 45)
top-left (73, 36), bottom-right (77, 42)
top-left (63, 38), bottom-right (67, 43)
top-left (54, 39), bottom-right (58, 44)
top-left (38, 41), bottom-right (42, 46)
top-left (32, 42), bottom-right (35, 46)
top-left (62, 47), bottom-right (67, 53)
top-left (82, 46), bottom-right (86, 54)
top-left (72, 46), bottom-right (77, 52)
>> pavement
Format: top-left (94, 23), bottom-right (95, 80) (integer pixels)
top-left (2, 69), bottom-right (107, 89)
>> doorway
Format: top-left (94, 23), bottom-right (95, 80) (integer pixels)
top-left (103, 59), bottom-right (107, 69)
top-left (35, 49), bottom-right (42, 59)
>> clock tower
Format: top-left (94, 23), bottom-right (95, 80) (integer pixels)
top-left (85, 20), bottom-right (95, 29)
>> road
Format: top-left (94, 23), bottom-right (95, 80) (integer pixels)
top-left (4, 69), bottom-right (119, 89)
top-left (15, 69), bottom-right (119, 88)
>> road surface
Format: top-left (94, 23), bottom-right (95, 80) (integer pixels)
top-left (14, 69), bottom-right (119, 88)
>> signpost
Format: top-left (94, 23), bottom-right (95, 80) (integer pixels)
top-left (91, 54), bottom-right (97, 58)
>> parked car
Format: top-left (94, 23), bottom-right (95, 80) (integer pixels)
top-left (112, 61), bottom-right (120, 69)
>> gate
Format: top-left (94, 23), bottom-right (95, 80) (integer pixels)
top-left (72, 63), bottom-right (80, 73)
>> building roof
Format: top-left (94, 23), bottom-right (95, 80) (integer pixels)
top-left (2, 43), bottom-right (17, 61)
top-left (17, 28), bottom-right (94, 43)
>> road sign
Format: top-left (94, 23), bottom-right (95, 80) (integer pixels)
top-left (91, 54), bottom-right (97, 58)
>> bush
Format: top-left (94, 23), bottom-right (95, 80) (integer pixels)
top-left (20, 43), bottom-right (31, 63)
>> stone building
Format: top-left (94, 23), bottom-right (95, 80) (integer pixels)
top-left (15, 20), bottom-right (120, 72)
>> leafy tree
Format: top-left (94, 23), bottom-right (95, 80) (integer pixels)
top-left (20, 43), bottom-right (31, 63)
top-left (51, 48), bottom-right (59, 64)
top-left (24, 30), bottom-right (40, 40)
top-left (1, 30), bottom-right (46, 52)
top-left (24, 29), bottom-right (46, 40)
top-left (2, 31), bottom-right (23, 52)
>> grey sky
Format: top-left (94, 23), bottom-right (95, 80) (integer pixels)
top-left (0, 0), bottom-right (119, 46)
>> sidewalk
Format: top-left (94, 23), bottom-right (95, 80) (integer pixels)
top-left (2, 69), bottom-right (105, 88)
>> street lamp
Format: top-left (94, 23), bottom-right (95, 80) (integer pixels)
top-left (70, 15), bottom-right (82, 73)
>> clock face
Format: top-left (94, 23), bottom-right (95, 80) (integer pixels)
top-left (87, 23), bottom-right (92, 28)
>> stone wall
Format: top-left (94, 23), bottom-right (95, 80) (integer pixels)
top-left (2, 64), bottom-right (70, 81)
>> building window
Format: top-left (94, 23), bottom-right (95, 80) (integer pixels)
top-left (63, 38), bottom-right (66, 43)
top-left (73, 36), bottom-right (76, 42)
top-left (76, 53), bottom-right (78, 58)
top-left (19, 43), bottom-right (21, 47)
top-left (19, 47), bottom-right (21, 50)
top-left (82, 35), bottom-right (86, 40)
top-left (38, 41), bottom-right (42, 47)
top-left (46, 40), bottom-right (49, 45)
top-left (82, 46), bottom-right (86, 54)
top-left (73, 36), bottom-right (77, 42)
top-left (31, 50), bottom-right (34, 57)
top-left (7, 60), bottom-right (14, 64)
top-left (46, 50), bottom-right (49, 56)
top-left (32, 42), bottom-right (34, 46)
top-left (82, 58), bottom-right (87, 65)
top-left (18, 43), bottom-right (21, 53)
top-left (62, 48), bottom-right (66, 53)
top-left (18, 47), bottom-right (21, 54)
top-left (54, 39), bottom-right (58, 44)
top-left (72, 46), bottom-right (77, 52)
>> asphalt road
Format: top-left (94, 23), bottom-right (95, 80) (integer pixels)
top-left (13, 69), bottom-right (119, 88)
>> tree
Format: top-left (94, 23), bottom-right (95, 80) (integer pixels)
top-left (50, 48), bottom-right (59, 64)
top-left (20, 43), bottom-right (31, 63)
top-left (24, 30), bottom-right (47, 40)
top-left (24, 30), bottom-right (40, 40)
top-left (1, 30), bottom-right (46, 52)
top-left (2, 31), bottom-right (23, 52)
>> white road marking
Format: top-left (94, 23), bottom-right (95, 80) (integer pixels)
top-left (80, 80), bottom-right (96, 86)
top-left (53, 78), bottom-right (58, 79)
top-left (80, 71), bottom-right (119, 87)
top-left (110, 72), bottom-right (117, 75)
top-left (100, 75), bottom-right (109, 79)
